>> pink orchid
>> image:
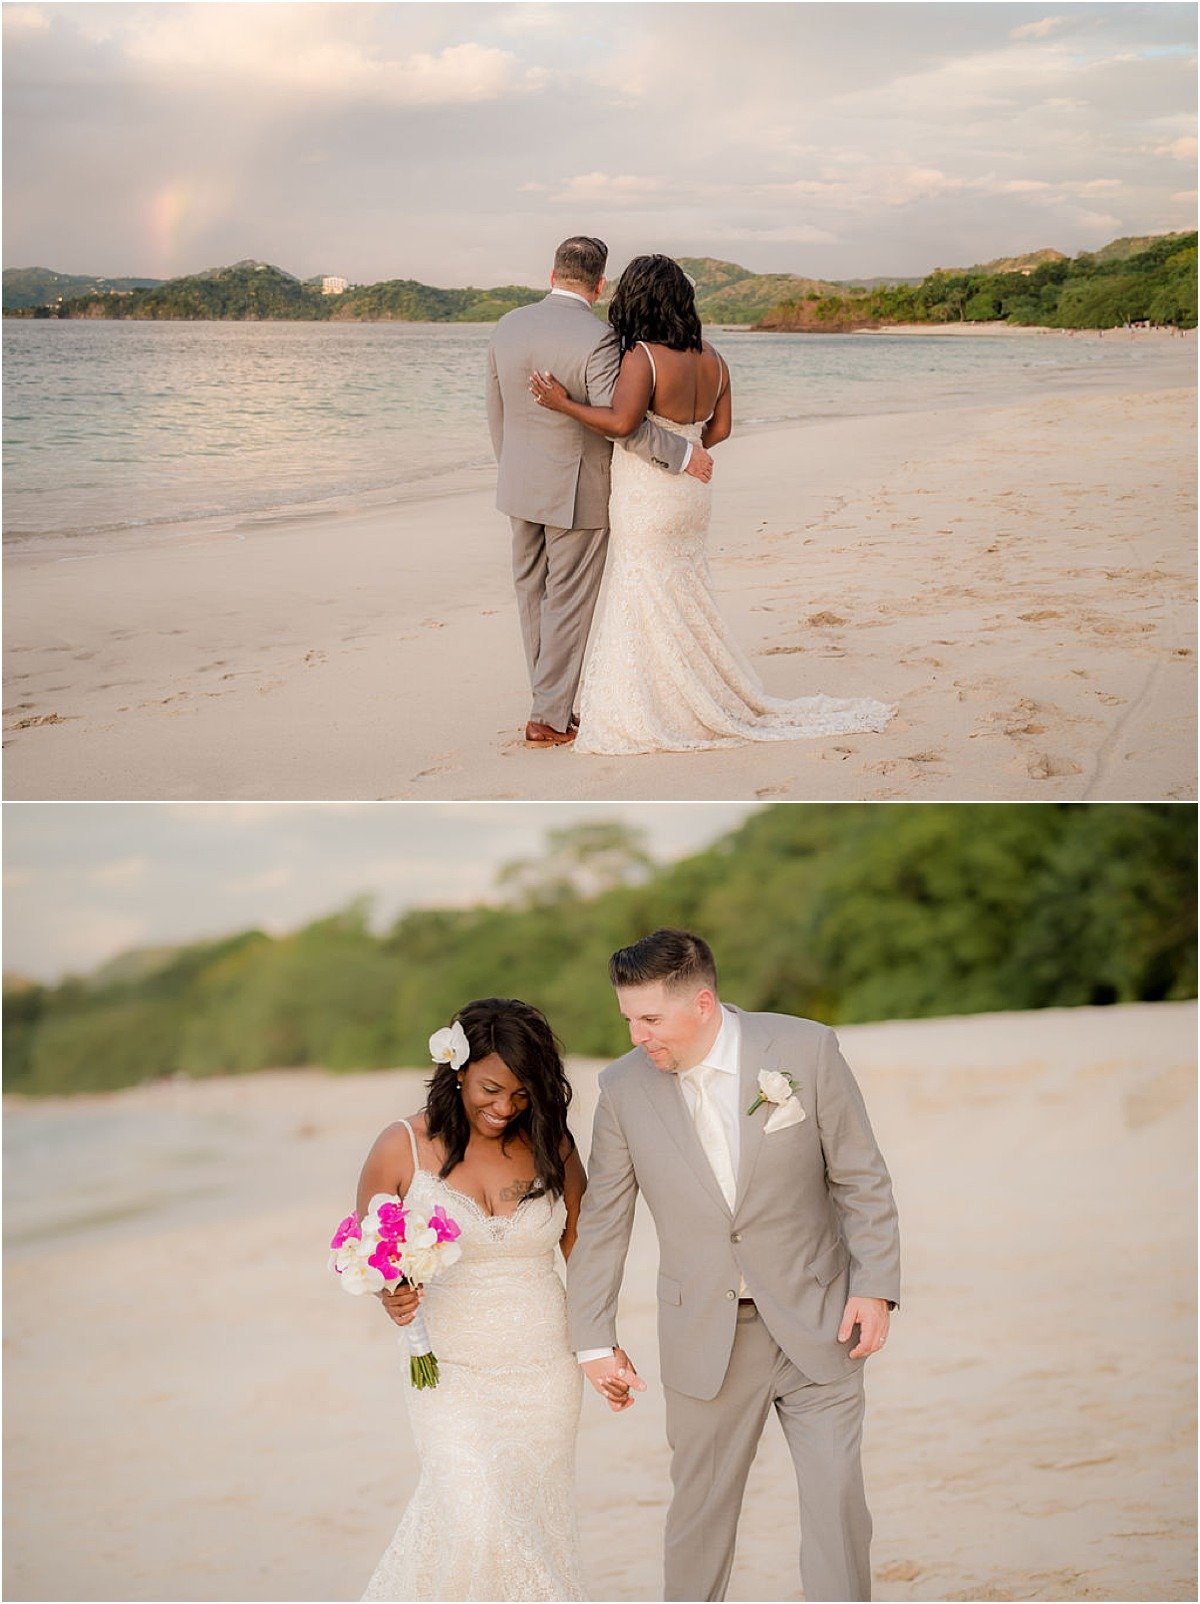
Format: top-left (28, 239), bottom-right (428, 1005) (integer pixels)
top-left (367, 1240), bottom-right (402, 1278)
top-left (429, 1205), bottom-right (461, 1244)
top-left (375, 1201), bottom-right (408, 1240)
top-left (329, 1213), bottom-right (361, 1250)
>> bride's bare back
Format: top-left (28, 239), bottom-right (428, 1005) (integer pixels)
top-left (639, 341), bottom-right (726, 424)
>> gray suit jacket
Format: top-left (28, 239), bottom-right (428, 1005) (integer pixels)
top-left (486, 292), bottom-right (689, 529)
top-left (566, 1007), bottom-right (901, 1400)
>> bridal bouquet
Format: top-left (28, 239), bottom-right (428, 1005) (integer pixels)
top-left (329, 1195), bottom-right (463, 1388)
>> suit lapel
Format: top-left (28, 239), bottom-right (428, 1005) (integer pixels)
top-left (640, 1055), bottom-right (733, 1217)
top-left (733, 1007), bottom-right (774, 1214)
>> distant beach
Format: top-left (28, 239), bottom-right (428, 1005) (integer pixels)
top-left (4, 1001), bottom-right (1195, 1601)
top-left (3, 328), bottom-right (1194, 801)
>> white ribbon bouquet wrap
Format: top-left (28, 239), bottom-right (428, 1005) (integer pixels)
top-left (327, 1020), bottom-right (470, 1387)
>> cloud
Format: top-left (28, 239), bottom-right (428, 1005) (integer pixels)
top-left (120, 8), bottom-right (542, 106)
top-left (1011, 17), bottom-right (1067, 42)
top-left (706, 224), bottom-right (841, 246)
top-left (89, 857), bottom-right (150, 888)
top-left (551, 173), bottom-right (663, 205)
top-left (1152, 136), bottom-right (1198, 161)
top-left (3, 5), bottom-right (49, 35)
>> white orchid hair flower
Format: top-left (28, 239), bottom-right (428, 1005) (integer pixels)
top-left (429, 1019), bottom-right (470, 1070)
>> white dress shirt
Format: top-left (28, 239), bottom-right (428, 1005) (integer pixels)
top-left (577, 1007), bottom-right (741, 1364)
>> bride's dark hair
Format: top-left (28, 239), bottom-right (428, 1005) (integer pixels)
top-left (609, 254), bottom-right (703, 355)
top-left (424, 998), bottom-right (574, 1200)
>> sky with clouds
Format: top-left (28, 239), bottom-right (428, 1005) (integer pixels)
top-left (3, 2), bottom-right (1195, 285)
top-left (2, 802), bottom-right (759, 982)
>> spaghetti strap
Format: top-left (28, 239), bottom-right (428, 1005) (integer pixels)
top-left (636, 339), bottom-right (657, 392)
top-left (397, 1116), bottom-right (421, 1173)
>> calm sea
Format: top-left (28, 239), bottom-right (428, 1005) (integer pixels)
top-left (3, 319), bottom-right (1191, 545)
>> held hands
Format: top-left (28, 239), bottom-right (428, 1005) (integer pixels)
top-left (838, 1296), bottom-right (890, 1359)
top-left (379, 1282), bottom-right (422, 1327)
top-left (529, 370), bottom-right (569, 412)
top-left (581, 1347), bottom-right (647, 1413)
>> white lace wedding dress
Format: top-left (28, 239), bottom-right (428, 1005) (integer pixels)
top-left (361, 1124), bottom-right (584, 1602)
top-left (575, 370), bottom-right (895, 754)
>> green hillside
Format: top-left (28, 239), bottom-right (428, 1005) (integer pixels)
top-left (2, 266), bottom-right (163, 309)
top-left (4, 804), bottom-right (1194, 1096)
top-left (759, 231), bottom-right (1198, 331)
top-left (330, 278), bottom-right (542, 321)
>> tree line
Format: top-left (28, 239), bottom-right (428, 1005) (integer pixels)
top-left (4, 804), bottom-right (1194, 1096)
top-left (758, 232), bottom-right (1197, 331)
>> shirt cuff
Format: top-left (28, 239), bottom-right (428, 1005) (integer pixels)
top-left (680, 441), bottom-right (693, 471)
top-left (576, 1346), bottom-right (615, 1365)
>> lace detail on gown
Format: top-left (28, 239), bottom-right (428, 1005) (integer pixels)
top-left (361, 1164), bottom-right (584, 1602)
top-left (575, 414), bottom-right (895, 755)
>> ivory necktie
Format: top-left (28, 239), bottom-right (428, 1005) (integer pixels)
top-left (688, 1063), bottom-right (736, 1209)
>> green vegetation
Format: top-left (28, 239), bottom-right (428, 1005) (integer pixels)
top-left (7, 233), bottom-right (1194, 327)
top-left (3, 260), bottom-right (543, 322)
top-left (4, 805), bottom-right (1194, 1096)
top-left (758, 232), bottom-right (1197, 331)
top-left (1, 266), bottom-right (163, 309)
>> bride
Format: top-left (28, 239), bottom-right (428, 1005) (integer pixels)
top-left (530, 254), bottom-right (895, 754)
top-left (355, 998), bottom-right (606, 1602)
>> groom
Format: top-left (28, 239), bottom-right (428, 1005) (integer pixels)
top-left (566, 929), bottom-right (900, 1602)
top-left (486, 236), bottom-right (713, 747)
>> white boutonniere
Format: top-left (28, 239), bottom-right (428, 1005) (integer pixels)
top-left (746, 1069), bottom-right (806, 1134)
top-left (429, 1020), bottom-right (469, 1069)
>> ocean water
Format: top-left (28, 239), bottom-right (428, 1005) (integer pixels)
top-left (3, 318), bottom-right (1191, 545)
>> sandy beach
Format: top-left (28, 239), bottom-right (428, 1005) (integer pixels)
top-left (4, 341), bottom-right (1195, 802)
top-left (3, 1001), bottom-right (1195, 1602)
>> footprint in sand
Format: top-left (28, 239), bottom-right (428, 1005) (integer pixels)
top-left (11, 712), bottom-right (71, 729)
top-left (303, 650), bottom-right (326, 667)
top-left (1027, 752), bottom-right (1083, 779)
top-left (1097, 693), bottom-right (1126, 706)
top-left (807, 611), bottom-right (847, 628)
top-left (1019, 610), bottom-right (1061, 622)
top-left (754, 784), bottom-right (789, 797)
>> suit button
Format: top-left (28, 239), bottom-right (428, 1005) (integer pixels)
top-left (726, 1290), bottom-right (736, 1301)
top-left (731, 1233), bottom-right (742, 1243)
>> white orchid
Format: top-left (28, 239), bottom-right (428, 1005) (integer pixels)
top-left (402, 1238), bottom-right (463, 1286)
top-left (332, 1235), bottom-right (388, 1294)
top-left (429, 1020), bottom-right (470, 1070)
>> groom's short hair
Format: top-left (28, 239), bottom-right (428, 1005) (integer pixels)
top-left (554, 235), bottom-right (608, 290)
top-left (609, 929), bottom-right (718, 995)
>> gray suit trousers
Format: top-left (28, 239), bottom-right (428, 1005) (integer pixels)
top-left (510, 517), bottom-right (607, 731)
top-left (664, 1304), bottom-right (872, 1603)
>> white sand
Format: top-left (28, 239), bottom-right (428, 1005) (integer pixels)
top-left (4, 357), bottom-right (1195, 802)
top-left (4, 1001), bottom-right (1195, 1601)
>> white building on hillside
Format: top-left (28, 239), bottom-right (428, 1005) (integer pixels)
top-left (321, 276), bottom-right (348, 295)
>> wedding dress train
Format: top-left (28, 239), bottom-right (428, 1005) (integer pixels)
top-left (361, 1125), bottom-right (584, 1603)
top-left (576, 402), bottom-right (894, 756)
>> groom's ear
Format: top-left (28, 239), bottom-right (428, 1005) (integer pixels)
top-left (694, 986), bottom-right (717, 1020)
top-left (596, 274), bottom-right (606, 298)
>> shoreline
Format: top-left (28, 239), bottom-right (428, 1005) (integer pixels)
top-left (4, 371), bottom-right (1195, 802)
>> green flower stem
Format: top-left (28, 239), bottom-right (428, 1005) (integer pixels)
top-left (746, 1095), bottom-right (766, 1115)
top-left (410, 1353), bottom-right (440, 1389)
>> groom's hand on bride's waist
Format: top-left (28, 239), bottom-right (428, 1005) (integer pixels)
top-left (683, 444), bottom-right (714, 483)
top-left (581, 1348), bottom-right (646, 1412)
